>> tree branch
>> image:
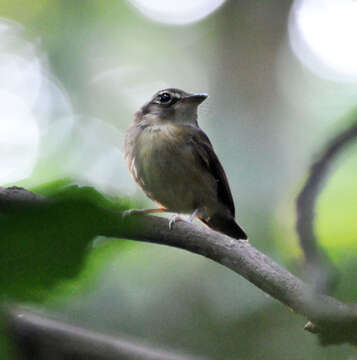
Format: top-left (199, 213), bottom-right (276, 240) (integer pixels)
top-left (1, 186), bottom-right (357, 346)
top-left (116, 214), bottom-right (357, 345)
top-left (296, 121), bottom-right (357, 293)
top-left (4, 305), bottom-right (205, 360)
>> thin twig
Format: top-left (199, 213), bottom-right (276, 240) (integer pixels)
top-left (296, 121), bottom-right (357, 293)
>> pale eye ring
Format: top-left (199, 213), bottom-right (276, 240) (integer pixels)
top-left (158, 92), bottom-right (171, 103)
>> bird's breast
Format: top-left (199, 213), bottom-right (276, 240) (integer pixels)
top-left (135, 124), bottom-right (189, 180)
top-left (130, 124), bottom-right (216, 212)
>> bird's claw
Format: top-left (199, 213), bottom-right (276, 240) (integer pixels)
top-left (168, 214), bottom-right (184, 230)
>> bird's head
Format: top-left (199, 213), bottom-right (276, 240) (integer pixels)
top-left (137, 88), bottom-right (207, 126)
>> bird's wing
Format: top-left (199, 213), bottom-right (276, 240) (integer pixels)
top-left (187, 127), bottom-right (235, 217)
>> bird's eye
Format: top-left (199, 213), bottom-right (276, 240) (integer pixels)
top-left (158, 92), bottom-right (171, 103)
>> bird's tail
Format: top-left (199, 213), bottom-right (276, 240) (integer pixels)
top-left (200, 215), bottom-right (248, 240)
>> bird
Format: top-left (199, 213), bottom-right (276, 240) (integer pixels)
top-left (124, 88), bottom-right (247, 240)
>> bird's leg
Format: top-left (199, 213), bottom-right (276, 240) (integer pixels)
top-left (122, 208), bottom-right (167, 218)
top-left (187, 208), bottom-right (199, 223)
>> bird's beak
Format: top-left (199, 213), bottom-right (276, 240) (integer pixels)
top-left (182, 93), bottom-right (208, 105)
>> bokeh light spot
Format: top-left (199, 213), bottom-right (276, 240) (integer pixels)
top-left (0, 90), bottom-right (39, 183)
top-left (289, 0), bottom-right (357, 81)
top-left (127, 0), bottom-right (226, 25)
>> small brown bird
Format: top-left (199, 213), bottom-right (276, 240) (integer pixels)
top-left (124, 88), bottom-right (247, 240)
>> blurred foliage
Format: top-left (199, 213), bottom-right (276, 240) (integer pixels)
top-left (0, 182), bottom-right (132, 302)
top-left (0, 181), bottom-right (136, 358)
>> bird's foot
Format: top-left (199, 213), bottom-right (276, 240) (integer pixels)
top-left (168, 214), bottom-right (185, 230)
top-left (187, 208), bottom-right (199, 223)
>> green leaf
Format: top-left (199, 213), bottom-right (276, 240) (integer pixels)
top-left (0, 183), bottom-right (133, 302)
